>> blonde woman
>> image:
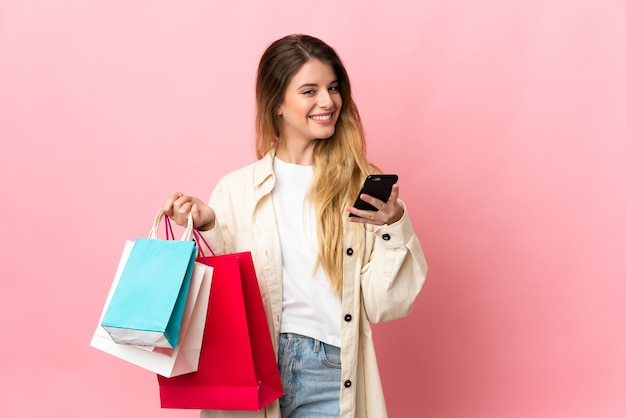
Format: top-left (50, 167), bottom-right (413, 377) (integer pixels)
top-left (164, 34), bottom-right (427, 418)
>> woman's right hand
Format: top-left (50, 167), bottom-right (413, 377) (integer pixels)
top-left (163, 192), bottom-right (216, 231)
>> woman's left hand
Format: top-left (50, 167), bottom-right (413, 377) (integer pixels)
top-left (347, 183), bottom-right (404, 225)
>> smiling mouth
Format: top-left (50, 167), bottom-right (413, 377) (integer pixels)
top-left (309, 113), bottom-right (333, 121)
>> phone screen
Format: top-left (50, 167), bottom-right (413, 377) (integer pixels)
top-left (349, 174), bottom-right (398, 217)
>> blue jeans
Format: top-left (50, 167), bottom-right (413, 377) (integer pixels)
top-left (278, 333), bottom-right (342, 418)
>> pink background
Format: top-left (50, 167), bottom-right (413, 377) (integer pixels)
top-left (1, 1), bottom-right (625, 417)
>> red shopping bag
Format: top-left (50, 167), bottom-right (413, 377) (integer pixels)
top-left (157, 250), bottom-right (283, 410)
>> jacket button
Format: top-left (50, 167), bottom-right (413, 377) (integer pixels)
top-left (346, 248), bottom-right (353, 256)
top-left (382, 233), bottom-right (391, 241)
top-left (344, 314), bottom-right (352, 322)
top-left (344, 380), bottom-right (352, 388)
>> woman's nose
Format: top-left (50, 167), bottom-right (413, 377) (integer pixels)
top-left (318, 90), bottom-right (334, 109)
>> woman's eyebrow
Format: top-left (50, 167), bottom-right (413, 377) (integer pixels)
top-left (297, 80), bottom-right (339, 89)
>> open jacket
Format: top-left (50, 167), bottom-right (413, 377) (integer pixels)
top-left (199, 150), bottom-right (427, 418)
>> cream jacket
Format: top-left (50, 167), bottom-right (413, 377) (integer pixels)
top-left (199, 150), bottom-right (427, 418)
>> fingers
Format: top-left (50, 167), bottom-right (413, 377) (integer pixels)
top-left (163, 192), bottom-right (216, 231)
top-left (163, 192), bottom-right (182, 216)
top-left (174, 196), bottom-right (194, 215)
top-left (388, 183), bottom-right (400, 204)
top-left (359, 183), bottom-right (400, 208)
top-left (347, 183), bottom-right (403, 225)
top-left (347, 208), bottom-right (392, 226)
top-left (347, 207), bottom-right (382, 224)
top-left (164, 192), bottom-right (195, 227)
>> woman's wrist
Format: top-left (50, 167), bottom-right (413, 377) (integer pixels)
top-left (196, 219), bottom-right (215, 231)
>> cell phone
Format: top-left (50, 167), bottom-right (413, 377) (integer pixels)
top-left (349, 174), bottom-right (398, 217)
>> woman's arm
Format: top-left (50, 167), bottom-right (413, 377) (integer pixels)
top-left (359, 203), bottom-right (428, 323)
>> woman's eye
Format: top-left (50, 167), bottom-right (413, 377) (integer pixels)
top-left (302, 89), bottom-right (315, 95)
top-left (329, 86), bottom-right (339, 93)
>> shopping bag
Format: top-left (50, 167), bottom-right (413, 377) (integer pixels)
top-left (100, 209), bottom-right (196, 348)
top-left (157, 250), bottom-right (283, 410)
top-left (90, 239), bottom-right (213, 376)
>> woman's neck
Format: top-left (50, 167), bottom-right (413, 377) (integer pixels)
top-left (275, 140), bottom-right (315, 165)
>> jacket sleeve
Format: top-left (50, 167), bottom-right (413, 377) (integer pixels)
top-left (360, 202), bottom-right (428, 323)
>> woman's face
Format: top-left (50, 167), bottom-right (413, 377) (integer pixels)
top-left (277, 59), bottom-right (342, 146)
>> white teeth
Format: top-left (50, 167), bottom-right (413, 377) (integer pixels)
top-left (310, 114), bottom-right (332, 121)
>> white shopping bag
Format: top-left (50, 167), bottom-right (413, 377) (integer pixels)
top-left (91, 240), bottom-right (213, 377)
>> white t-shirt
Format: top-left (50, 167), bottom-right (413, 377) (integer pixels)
top-left (272, 157), bottom-right (342, 348)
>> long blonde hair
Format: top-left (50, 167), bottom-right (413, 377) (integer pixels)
top-left (255, 34), bottom-right (376, 294)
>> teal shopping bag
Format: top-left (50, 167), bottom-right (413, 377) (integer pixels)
top-left (101, 210), bottom-right (197, 348)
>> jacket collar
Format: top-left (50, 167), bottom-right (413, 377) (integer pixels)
top-left (253, 147), bottom-right (276, 187)
top-left (251, 147), bottom-right (277, 204)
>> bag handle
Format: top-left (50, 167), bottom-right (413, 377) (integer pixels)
top-left (193, 228), bottom-right (216, 257)
top-left (148, 208), bottom-right (194, 241)
top-left (164, 214), bottom-right (175, 240)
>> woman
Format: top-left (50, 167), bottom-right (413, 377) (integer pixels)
top-left (164, 34), bottom-right (427, 418)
